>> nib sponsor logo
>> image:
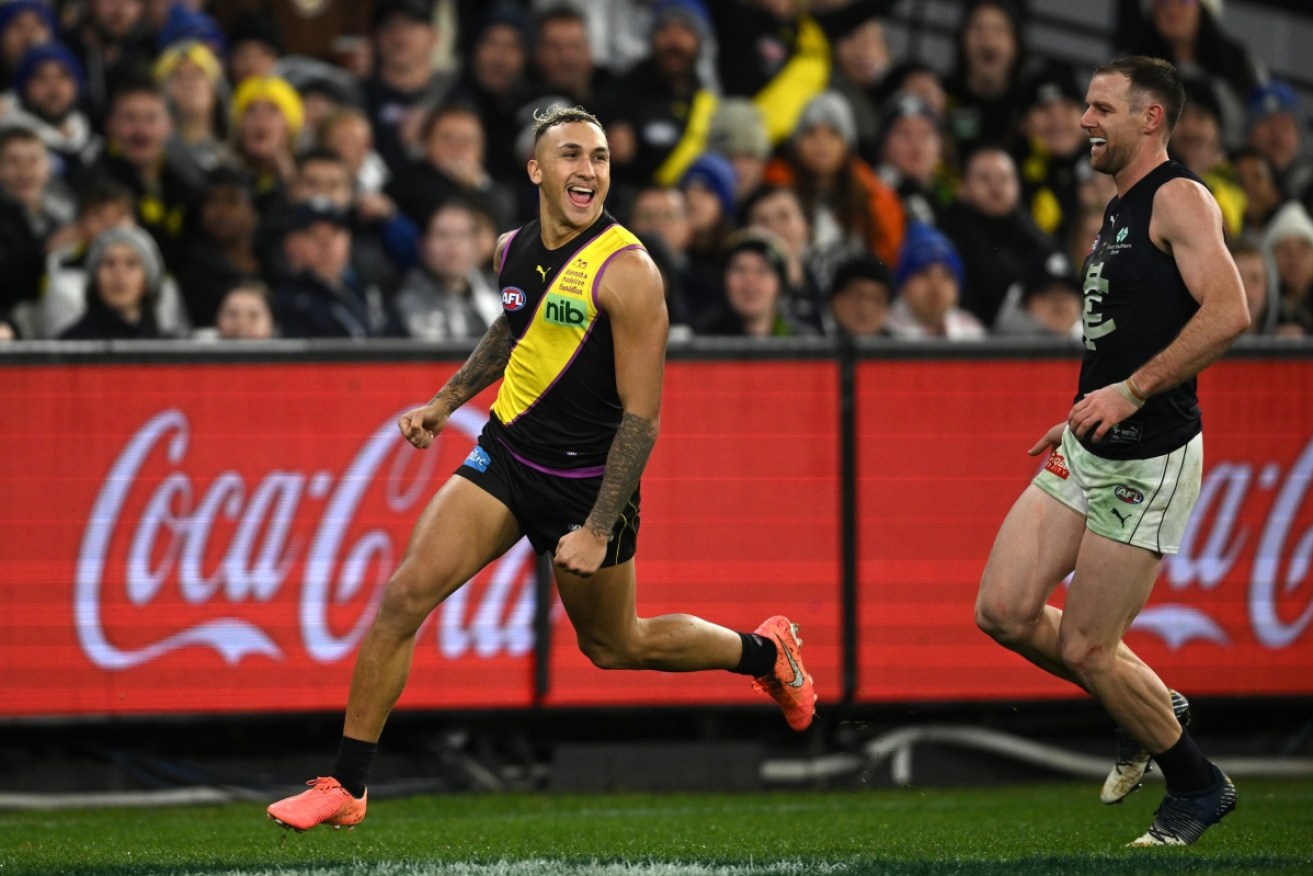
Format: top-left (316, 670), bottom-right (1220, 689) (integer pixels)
top-left (545, 293), bottom-right (587, 327)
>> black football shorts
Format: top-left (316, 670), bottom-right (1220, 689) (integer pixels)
top-left (453, 426), bottom-right (639, 567)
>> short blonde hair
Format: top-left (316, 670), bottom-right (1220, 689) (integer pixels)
top-left (531, 104), bottom-right (603, 144)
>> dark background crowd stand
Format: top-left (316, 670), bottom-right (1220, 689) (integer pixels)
top-left (0, 0), bottom-right (1308, 345)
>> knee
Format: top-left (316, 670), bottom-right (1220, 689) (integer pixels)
top-left (374, 567), bottom-right (437, 636)
top-left (1058, 630), bottom-right (1115, 682)
top-left (576, 632), bottom-right (642, 670)
top-left (974, 590), bottom-right (1029, 648)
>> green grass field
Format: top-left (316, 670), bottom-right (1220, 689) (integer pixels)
top-left (2, 781), bottom-right (1311, 876)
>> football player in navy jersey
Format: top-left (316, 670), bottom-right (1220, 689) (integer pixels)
top-left (976, 56), bottom-right (1249, 847)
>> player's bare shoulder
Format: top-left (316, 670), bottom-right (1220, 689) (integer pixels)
top-left (596, 245), bottom-right (666, 319)
top-left (1150, 176), bottom-right (1223, 252)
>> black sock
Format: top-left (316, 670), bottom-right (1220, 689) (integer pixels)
top-left (332, 736), bottom-right (376, 798)
top-left (731, 632), bottom-right (777, 677)
top-left (1152, 729), bottom-right (1214, 794)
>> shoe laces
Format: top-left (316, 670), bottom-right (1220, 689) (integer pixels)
top-left (1146, 794), bottom-right (1204, 844)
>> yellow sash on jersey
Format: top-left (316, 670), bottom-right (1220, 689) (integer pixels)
top-left (754, 15), bottom-right (831, 146)
top-left (492, 223), bottom-right (643, 426)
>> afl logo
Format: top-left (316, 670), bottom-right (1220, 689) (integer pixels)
top-left (1114, 485), bottom-right (1145, 505)
top-left (502, 286), bottom-right (527, 311)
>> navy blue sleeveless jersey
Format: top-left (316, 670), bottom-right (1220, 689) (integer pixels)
top-left (1077, 160), bottom-right (1203, 460)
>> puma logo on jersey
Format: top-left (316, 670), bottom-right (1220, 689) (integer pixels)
top-left (536, 264), bottom-right (551, 282)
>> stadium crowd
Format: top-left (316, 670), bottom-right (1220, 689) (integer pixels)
top-left (0, 0), bottom-right (1307, 343)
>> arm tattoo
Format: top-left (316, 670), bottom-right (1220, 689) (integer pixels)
top-left (431, 316), bottom-right (512, 413)
top-left (586, 411), bottom-right (658, 537)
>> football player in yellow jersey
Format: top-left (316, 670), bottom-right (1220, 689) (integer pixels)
top-left (268, 106), bottom-right (816, 832)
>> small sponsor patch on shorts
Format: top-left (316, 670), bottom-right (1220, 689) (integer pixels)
top-left (463, 445), bottom-right (492, 473)
top-left (1045, 449), bottom-right (1070, 480)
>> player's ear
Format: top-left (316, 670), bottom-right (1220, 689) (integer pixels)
top-left (528, 158), bottom-right (542, 187)
top-left (1144, 102), bottom-right (1165, 135)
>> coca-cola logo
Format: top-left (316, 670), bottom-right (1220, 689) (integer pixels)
top-left (75, 407), bottom-right (541, 670)
top-left (1139, 437), bottom-right (1313, 649)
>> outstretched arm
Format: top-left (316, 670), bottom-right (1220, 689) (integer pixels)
top-left (1069, 179), bottom-right (1250, 443)
top-left (553, 248), bottom-right (668, 575)
top-left (398, 233), bottom-right (516, 449)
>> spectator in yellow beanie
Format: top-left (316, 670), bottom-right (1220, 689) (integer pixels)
top-left (231, 75), bottom-right (303, 207)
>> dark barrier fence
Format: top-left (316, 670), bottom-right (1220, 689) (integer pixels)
top-left (2, 338), bottom-right (1311, 720)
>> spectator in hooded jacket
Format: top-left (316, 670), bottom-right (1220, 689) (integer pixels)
top-left (40, 175), bottom-right (134, 338)
top-left (699, 228), bottom-right (816, 338)
top-left (1261, 200), bottom-right (1313, 336)
top-left (825, 253), bottom-right (895, 338)
top-left (59, 225), bottom-right (168, 340)
top-left (764, 89), bottom-right (905, 271)
top-left (0, 41), bottom-right (101, 180)
top-left (886, 221), bottom-right (986, 340)
top-left (678, 150), bottom-right (738, 318)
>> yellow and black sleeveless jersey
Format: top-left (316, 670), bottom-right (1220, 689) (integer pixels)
top-left (488, 212), bottom-right (645, 473)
